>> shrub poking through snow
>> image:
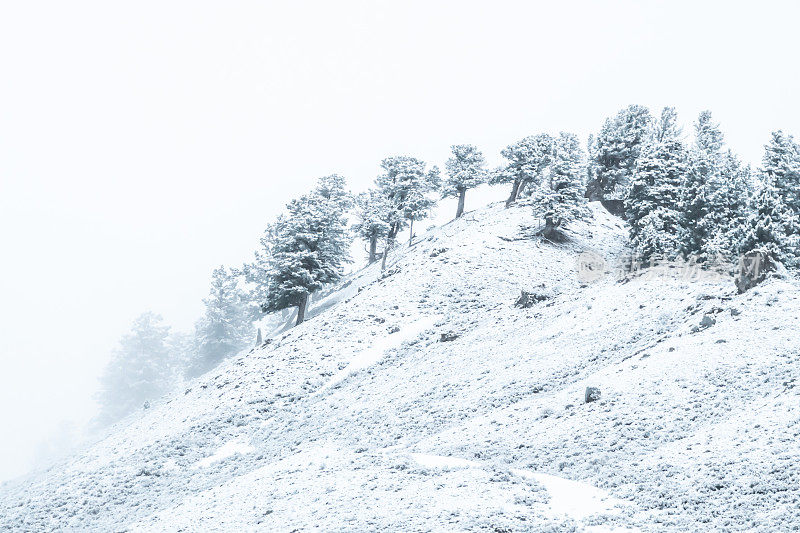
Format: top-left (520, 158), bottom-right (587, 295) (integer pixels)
top-left (515, 289), bottom-right (551, 308)
top-left (700, 314), bottom-right (716, 328)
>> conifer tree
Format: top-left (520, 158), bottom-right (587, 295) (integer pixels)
top-left (241, 224), bottom-right (275, 315)
top-left (694, 110), bottom-right (724, 154)
top-left (494, 134), bottom-right (554, 207)
top-left (653, 107), bottom-right (682, 143)
top-left (588, 105), bottom-right (653, 201)
top-left (679, 111), bottom-right (752, 262)
top-left (678, 111), bottom-right (723, 259)
top-left (264, 175), bottom-right (352, 325)
top-left (626, 137), bottom-right (686, 263)
top-left (703, 151), bottom-right (752, 261)
top-left (375, 156), bottom-right (440, 246)
top-left (443, 144), bottom-right (487, 218)
top-left (534, 132), bottom-right (588, 238)
top-left (96, 312), bottom-right (175, 426)
top-left (352, 188), bottom-right (393, 264)
top-left (762, 130), bottom-right (800, 216)
top-left (738, 135), bottom-right (800, 268)
top-left (739, 176), bottom-right (799, 267)
top-left (187, 266), bottom-right (254, 377)
top-left (585, 134), bottom-right (597, 188)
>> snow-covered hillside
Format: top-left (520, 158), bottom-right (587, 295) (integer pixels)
top-left (2, 202), bottom-right (799, 532)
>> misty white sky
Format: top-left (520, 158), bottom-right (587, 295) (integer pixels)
top-left (1, 0), bottom-right (798, 482)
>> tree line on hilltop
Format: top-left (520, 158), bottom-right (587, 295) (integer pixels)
top-left (95, 105), bottom-right (800, 426)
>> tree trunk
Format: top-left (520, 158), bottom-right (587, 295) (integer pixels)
top-left (517, 178), bottom-right (530, 198)
top-left (255, 328), bottom-right (262, 346)
top-left (295, 293), bottom-right (309, 326)
top-left (388, 221), bottom-right (400, 240)
top-left (505, 179), bottom-right (521, 207)
top-left (381, 238), bottom-right (392, 271)
top-left (368, 231), bottom-right (378, 264)
top-left (540, 215), bottom-right (561, 240)
top-left (455, 187), bottom-right (466, 218)
top-left (408, 219), bottom-right (414, 246)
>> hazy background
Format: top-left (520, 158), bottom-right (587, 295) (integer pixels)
top-left (1, 0), bottom-right (798, 482)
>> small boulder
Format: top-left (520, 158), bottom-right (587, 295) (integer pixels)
top-left (585, 387), bottom-right (601, 403)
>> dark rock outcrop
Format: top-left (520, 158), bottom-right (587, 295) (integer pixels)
top-left (735, 249), bottom-right (776, 294)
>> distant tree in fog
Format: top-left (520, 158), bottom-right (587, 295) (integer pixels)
top-left (186, 266), bottom-right (254, 378)
top-left (95, 312), bottom-right (175, 426)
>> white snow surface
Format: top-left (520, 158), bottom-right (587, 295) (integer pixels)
top-left (193, 439), bottom-right (255, 469)
top-left (409, 452), bottom-right (633, 523)
top-left (513, 470), bottom-right (629, 521)
top-left (2, 200), bottom-right (800, 532)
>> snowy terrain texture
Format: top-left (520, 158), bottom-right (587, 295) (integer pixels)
top-left (2, 202), bottom-right (799, 532)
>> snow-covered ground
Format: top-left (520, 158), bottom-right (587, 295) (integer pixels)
top-left (2, 199), bottom-right (799, 532)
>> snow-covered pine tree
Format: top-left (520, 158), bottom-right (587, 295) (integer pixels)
top-left (737, 134), bottom-right (800, 269)
top-left (375, 156), bottom-right (440, 246)
top-left (633, 208), bottom-right (682, 266)
top-left (694, 110), bottom-right (724, 154)
top-left (403, 173), bottom-right (441, 245)
top-left (352, 188), bottom-right (393, 264)
top-left (762, 130), bottom-right (800, 217)
top-left (264, 175), bottom-right (353, 325)
top-left (653, 106), bottom-right (682, 143)
top-left (95, 312), bottom-right (175, 426)
top-left (626, 136), bottom-right (686, 263)
top-left (186, 266), bottom-right (254, 378)
top-left (679, 111), bottom-right (753, 263)
top-left (534, 132), bottom-right (588, 239)
top-left (587, 105), bottom-right (653, 201)
top-left (739, 175), bottom-right (799, 267)
top-left (443, 144), bottom-right (487, 218)
top-left (703, 150), bottom-right (753, 262)
top-left (166, 330), bottom-right (194, 379)
top-left (494, 134), bottom-right (554, 207)
top-left (240, 223), bottom-right (275, 315)
top-left (678, 111), bottom-right (722, 260)
top-left (585, 134), bottom-right (597, 188)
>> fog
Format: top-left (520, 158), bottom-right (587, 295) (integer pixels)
top-left (1, 0), bottom-right (798, 482)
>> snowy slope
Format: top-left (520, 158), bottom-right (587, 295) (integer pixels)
top-left (2, 201), bottom-right (800, 532)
